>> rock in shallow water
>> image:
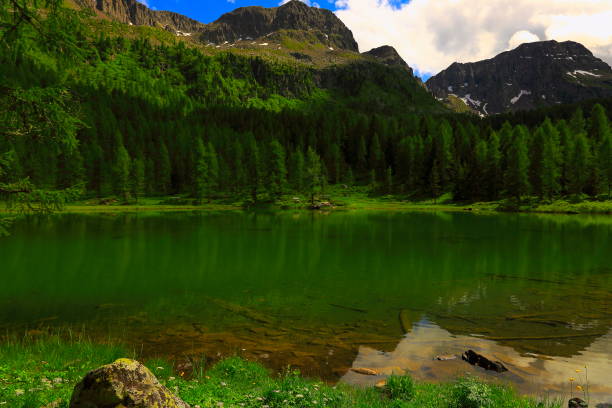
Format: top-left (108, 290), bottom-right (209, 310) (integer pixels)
top-left (461, 350), bottom-right (508, 373)
top-left (69, 358), bottom-right (189, 408)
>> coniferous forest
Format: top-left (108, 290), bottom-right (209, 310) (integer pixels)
top-left (1, 1), bottom-right (611, 209)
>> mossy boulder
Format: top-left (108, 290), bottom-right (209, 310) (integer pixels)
top-left (69, 358), bottom-right (189, 408)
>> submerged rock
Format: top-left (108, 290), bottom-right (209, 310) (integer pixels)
top-left (461, 350), bottom-right (508, 373)
top-left (434, 354), bottom-right (457, 361)
top-left (69, 358), bottom-right (190, 408)
top-left (569, 398), bottom-right (588, 408)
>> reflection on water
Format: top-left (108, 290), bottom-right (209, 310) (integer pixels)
top-left (0, 211), bottom-right (611, 401)
top-left (343, 321), bottom-right (612, 405)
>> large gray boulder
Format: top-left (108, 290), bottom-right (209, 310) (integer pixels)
top-left (69, 358), bottom-right (190, 408)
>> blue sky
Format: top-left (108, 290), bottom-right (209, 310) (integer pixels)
top-left (148, 0), bottom-right (339, 24)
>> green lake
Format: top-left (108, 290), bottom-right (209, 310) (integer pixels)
top-left (1, 211), bottom-right (611, 402)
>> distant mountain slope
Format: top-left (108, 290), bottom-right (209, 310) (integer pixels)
top-left (200, 0), bottom-right (358, 52)
top-left (363, 46), bottom-right (414, 75)
top-left (426, 40), bottom-right (612, 115)
top-left (78, 0), bottom-right (358, 52)
top-left (76, 0), bottom-right (206, 33)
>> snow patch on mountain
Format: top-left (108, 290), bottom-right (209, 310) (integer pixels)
top-left (510, 90), bottom-right (531, 104)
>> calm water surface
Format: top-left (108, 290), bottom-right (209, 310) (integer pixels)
top-left (1, 211), bottom-right (611, 402)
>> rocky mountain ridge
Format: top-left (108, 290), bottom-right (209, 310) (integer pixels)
top-left (426, 40), bottom-right (612, 115)
top-left (200, 0), bottom-right (358, 52)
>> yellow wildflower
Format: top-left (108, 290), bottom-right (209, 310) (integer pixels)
top-left (575, 369), bottom-right (582, 373)
top-left (569, 377), bottom-right (575, 382)
top-left (576, 385), bottom-right (583, 391)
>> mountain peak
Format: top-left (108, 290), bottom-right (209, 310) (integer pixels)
top-left (426, 40), bottom-right (612, 115)
top-left (202, 1), bottom-right (358, 51)
top-left (363, 46), bottom-right (414, 76)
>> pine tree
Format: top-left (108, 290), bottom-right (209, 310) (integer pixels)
top-left (505, 126), bottom-right (530, 200)
top-left (369, 133), bottom-right (383, 181)
top-left (568, 133), bottom-right (591, 196)
top-left (57, 145), bottom-right (84, 189)
top-left (356, 134), bottom-right (367, 176)
top-left (569, 108), bottom-right (586, 135)
top-left (244, 135), bottom-right (262, 201)
top-left (232, 140), bottom-right (246, 193)
top-left (598, 130), bottom-right (612, 198)
top-left (130, 157), bottom-right (145, 202)
top-left (207, 142), bottom-right (219, 193)
top-left (289, 149), bottom-right (304, 192)
top-left (473, 139), bottom-right (488, 200)
top-left (329, 143), bottom-right (342, 185)
top-left (384, 167), bottom-right (393, 194)
top-left (113, 145), bottom-right (131, 202)
top-left (588, 103), bottom-right (610, 143)
top-left (485, 131), bottom-right (502, 200)
top-left (557, 120), bottom-right (574, 194)
top-left (540, 133), bottom-right (561, 199)
top-left (267, 139), bottom-right (287, 199)
top-left (157, 141), bottom-right (171, 194)
top-left (193, 138), bottom-right (209, 203)
top-left (430, 161), bottom-right (441, 203)
top-left (305, 147), bottom-right (322, 206)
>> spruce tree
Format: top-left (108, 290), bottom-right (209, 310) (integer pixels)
top-left (369, 133), bottom-right (383, 181)
top-left (485, 131), bottom-right (502, 200)
top-left (193, 138), bottom-right (209, 203)
top-left (384, 167), bottom-right (393, 194)
top-left (130, 157), bottom-right (145, 202)
top-left (305, 147), bottom-right (322, 206)
top-left (114, 145), bottom-right (131, 202)
top-left (244, 135), bottom-right (262, 202)
top-left (505, 126), bottom-right (530, 200)
top-left (569, 133), bottom-right (591, 196)
top-left (232, 140), bottom-right (246, 193)
top-left (158, 141), bottom-right (171, 194)
top-left (598, 130), bottom-right (612, 198)
top-left (267, 139), bottom-right (287, 199)
top-left (588, 103), bottom-right (610, 143)
top-left (290, 149), bottom-right (304, 192)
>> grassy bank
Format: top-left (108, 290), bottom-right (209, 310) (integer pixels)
top-left (54, 188), bottom-right (612, 215)
top-left (0, 337), bottom-right (561, 408)
top-left (2, 187), bottom-right (611, 216)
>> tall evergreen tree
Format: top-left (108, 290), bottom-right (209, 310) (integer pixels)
top-left (568, 133), bottom-right (591, 196)
top-left (113, 145), bottom-right (131, 202)
top-left (193, 138), bottom-right (209, 203)
top-left (305, 147), bottom-right (322, 206)
top-left (289, 149), bottom-right (305, 192)
top-left (130, 157), bottom-right (145, 202)
top-left (244, 135), bottom-right (262, 201)
top-left (267, 139), bottom-right (287, 199)
top-left (505, 126), bottom-right (530, 200)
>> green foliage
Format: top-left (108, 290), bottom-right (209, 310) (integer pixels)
top-left (0, 0), bottom-right (611, 213)
top-left (451, 377), bottom-right (493, 408)
top-left (385, 375), bottom-right (416, 401)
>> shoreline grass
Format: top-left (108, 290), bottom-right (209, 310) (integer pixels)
top-left (0, 336), bottom-right (563, 408)
top-left (2, 189), bottom-right (611, 223)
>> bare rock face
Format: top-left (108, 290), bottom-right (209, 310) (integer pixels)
top-left (426, 40), bottom-right (612, 115)
top-left (77, 0), bottom-right (206, 34)
top-left (69, 358), bottom-right (189, 408)
top-left (201, 0), bottom-right (358, 51)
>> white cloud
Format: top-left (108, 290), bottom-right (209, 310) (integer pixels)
top-left (334, 0), bottom-right (612, 76)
